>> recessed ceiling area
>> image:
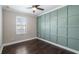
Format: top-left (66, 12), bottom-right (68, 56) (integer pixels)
top-left (3, 5), bottom-right (63, 16)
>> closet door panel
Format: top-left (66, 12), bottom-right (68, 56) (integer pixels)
top-left (57, 7), bottom-right (67, 46)
top-left (41, 15), bottom-right (46, 39)
top-left (68, 16), bottom-right (79, 50)
top-left (45, 13), bottom-right (50, 40)
top-left (68, 15), bottom-right (79, 27)
top-left (58, 7), bottom-right (67, 18)
top-left (37, 17), bottom-right (41, 38)
top-left (68, 6), bottom-right (79, 51)
top-left (68, 28), bottom-right (79, 40)
top-left (58, 18), bottom-right (67, 28)
top-left (39, 16), bottom-right (42, 38)
top-left (57, 36), bottom-right (67, 46)
top-left (37, 17), bottom-right (39, 37)
top-left (40, 16), bottom-right (44, 38)
top-left (50, 11), bottom-right (57, 43)
top-left (58, 27), bottom-right (67, 46)
top-left (68, 5), bottom-right (79, 16)
top-left (68, 39), bottom-right (79, 51)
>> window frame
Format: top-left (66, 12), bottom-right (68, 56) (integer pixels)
top-left (16, 16), bottom-right (26, 34)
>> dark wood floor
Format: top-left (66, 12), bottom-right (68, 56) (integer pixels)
top-left (2, 39), bottom-right (75, 54)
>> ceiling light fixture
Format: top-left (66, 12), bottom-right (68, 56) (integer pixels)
top-left (32, 7), bottom-right (37, 11)
top-left (32, 7), bottom-right (37, 13)
top-left (26, 5), bottom-right (44, 13)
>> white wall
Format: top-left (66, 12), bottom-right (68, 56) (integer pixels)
top-left (3, 10), bottom-right (37, 44)
top-left (0, 6), bottom-right (2, 52)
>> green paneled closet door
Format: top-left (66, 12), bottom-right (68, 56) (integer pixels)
top-left (37, 5), bottom-right (79, 51)
top-left (57, 7), bottom-right (68, 46)
top-left (40, 15), bottom-right (46, 39)
top-left (50, 10), bottom-right (57, 43)
top-left (68, 5), bottom-right (79, 50)
top-left (37, 17), bottom-right (39, 37)
top-left (37, 16), bottom-right (41, 38)
top-left (42, 15), bottom-right (47, 39)
top-left (44, 13), bottom-right (50, 41)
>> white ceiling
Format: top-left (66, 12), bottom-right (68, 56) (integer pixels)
top-left (3, 5), bottom-right (63, 16)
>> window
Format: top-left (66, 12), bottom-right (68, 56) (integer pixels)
top-left (16, 16), bottom-right (26, 34)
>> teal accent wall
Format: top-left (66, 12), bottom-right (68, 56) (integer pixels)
top-left (37, 5), bottom-right (79, 51)
top-left (68, 6), bottom-right (79, 50)
top-left (50, 10), bottom-right (57, 43)
top-left (57, 7), bottom-right (68, 46)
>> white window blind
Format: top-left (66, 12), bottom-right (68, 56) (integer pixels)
top-left (16, 16), bottom-right (26, 34)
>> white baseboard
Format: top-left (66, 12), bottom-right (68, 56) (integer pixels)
top-left (3, 37), bottom-right (37, 47)
top-left (37, 37), bottom-right (79, 54)
top-left (0, 46), bottom-right (3, 54)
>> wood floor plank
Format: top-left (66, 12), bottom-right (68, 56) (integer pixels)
top-left (2, 39), bottom-right (75, 54)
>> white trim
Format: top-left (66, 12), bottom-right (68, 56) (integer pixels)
top-left (0, 46), bottom-right (3, 54)
top-left (37, 37), bottom-right (79, 54)
top-left (3, 37), bottom-right (37, 47)
top-left (38, 5), bottom-right (67, 16)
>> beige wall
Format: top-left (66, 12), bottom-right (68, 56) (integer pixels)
top-left (3, 10), bottom-right (37, 44)
top-left (0, 6), bottom-right (2, 52)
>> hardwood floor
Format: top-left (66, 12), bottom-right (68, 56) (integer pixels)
top-left (2, 39), bottom-right (75, 54)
